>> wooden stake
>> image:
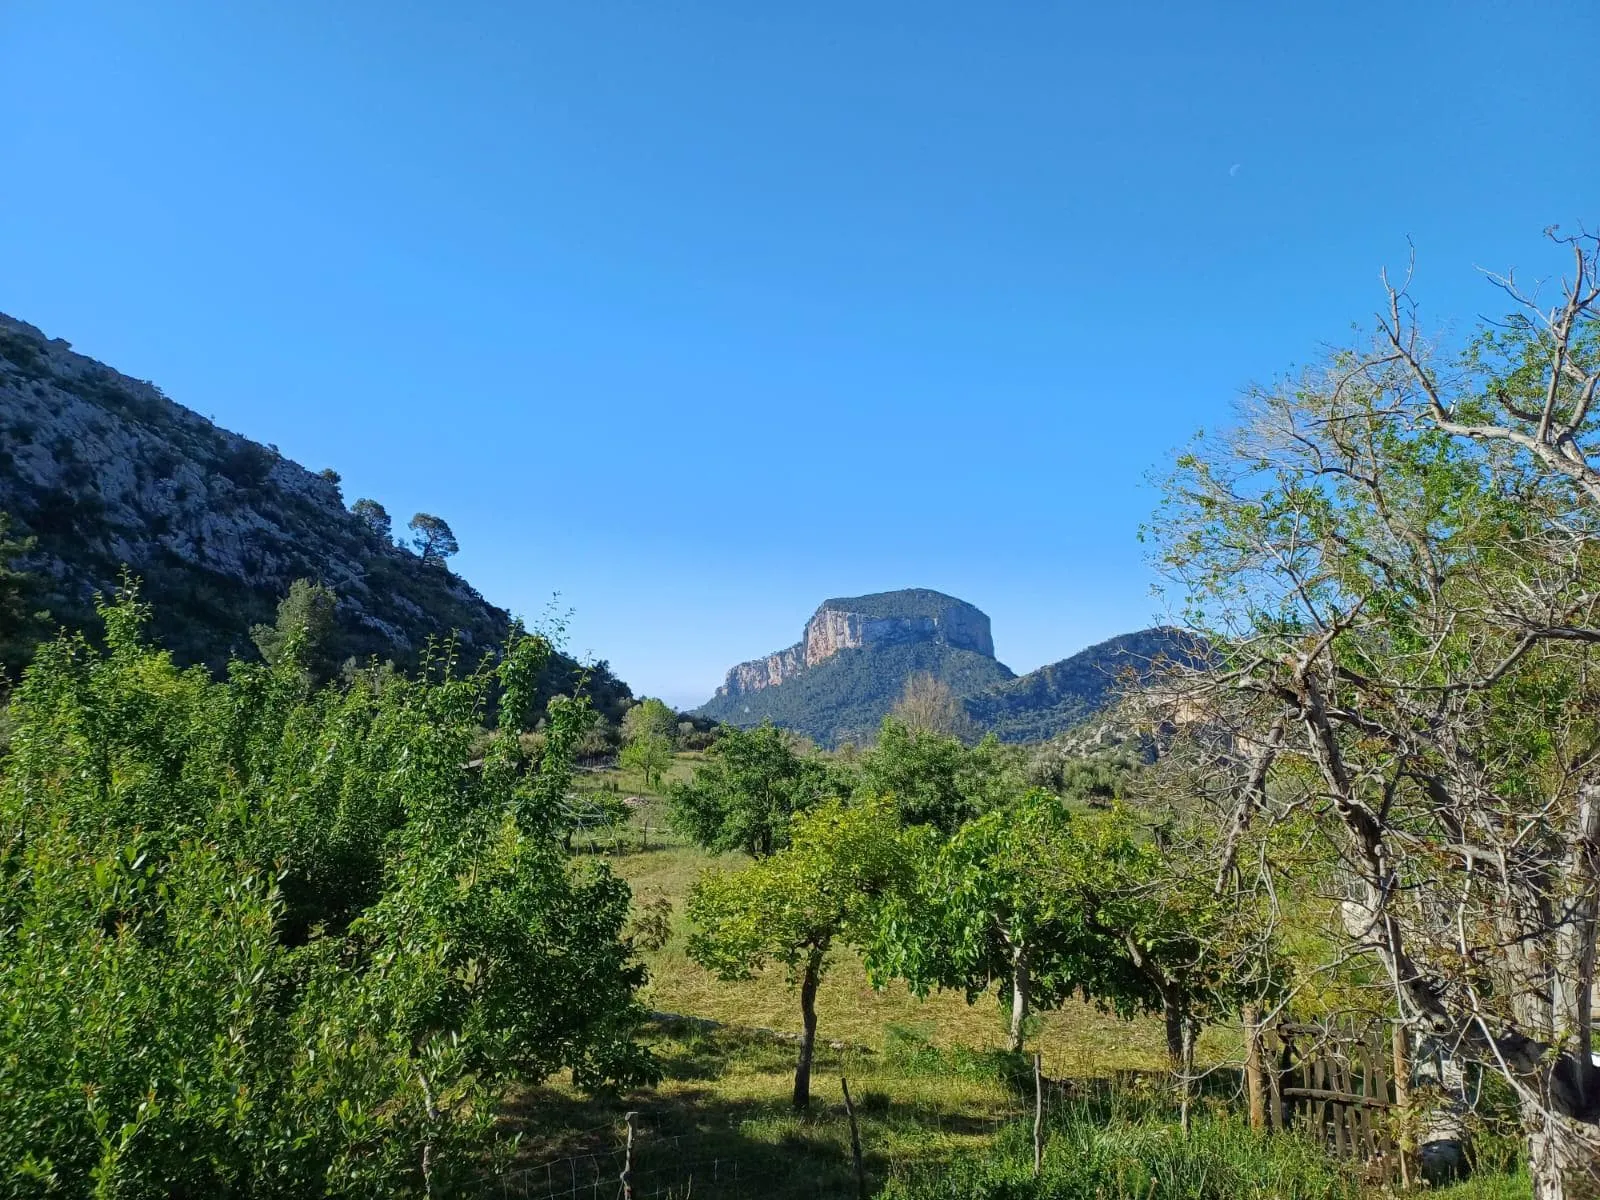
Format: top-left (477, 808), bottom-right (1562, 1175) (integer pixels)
top-left (840, 1077), bottom-right (865, 1200)
top-left (1391, 1022), bottom-right (1413, 1189)
top-left (1033, 1051), bottom-right (1044, 1177)
top-left (621, 1111), bottom-right (637, 1200)
top-left (1243, 1004), bottom-right (1268, 1131)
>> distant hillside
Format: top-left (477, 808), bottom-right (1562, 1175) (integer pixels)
top-left (695, 589), bottom-right (1196, 746)
top-left (962, 628), bottom-right (1205, 743)
top-left (0, 314), bottom-right (632, 719)
top-left (700, 640), bottom-right (1015, 747)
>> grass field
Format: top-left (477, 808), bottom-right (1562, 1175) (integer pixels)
top-left (499, 755), bottom-right (1525, 1199)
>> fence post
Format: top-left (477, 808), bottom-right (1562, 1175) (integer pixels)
top-left (840, 1077), bottom-right (865, 1200)
top-left (1033, 1051), bottom-right (1044, 1177)
top-left (1391, 1023), bottom-right (1413, 1189)
top-left (620, 1112), bottom-right (637, 1200)
top-left (1244, 1004), bottom-right (1268, 1131)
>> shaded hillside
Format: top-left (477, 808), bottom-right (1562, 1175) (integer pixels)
top-left (698, 640), bottom-right (1014, 747)
top-left (696, 587), bottom-right (1200, 746)
top-left (963, 627), bottom-right (1206, 743)
top-left (0, 314), bottom-right (631, 719)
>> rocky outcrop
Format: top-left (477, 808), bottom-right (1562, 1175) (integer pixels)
top-left (725, 643), bottom-right (806, 694)
top-left (0, 312), bottom-right (633, 724)
top-left (714, 590), bottom-right (995, 699)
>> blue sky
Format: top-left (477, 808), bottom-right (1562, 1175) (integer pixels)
top-left (2, 2), bottom-right (1594, 708)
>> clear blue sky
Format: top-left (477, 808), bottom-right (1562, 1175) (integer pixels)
top-left (2, 2), bottom-right (1593, 708)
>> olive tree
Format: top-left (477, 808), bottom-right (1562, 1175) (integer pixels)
top-left (1151, 231), bottom-right (1600, 1196)
top-left (686, 797), bottom-right (907, 1108)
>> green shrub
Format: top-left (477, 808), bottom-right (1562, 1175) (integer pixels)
top-left (0, 587), bottom-right (654, 1196)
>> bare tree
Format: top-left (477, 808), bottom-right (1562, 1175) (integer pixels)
top-left (1151, 231), bottom-right (1600, 1198)
top-left (891, 671), bottom-right (974, 739)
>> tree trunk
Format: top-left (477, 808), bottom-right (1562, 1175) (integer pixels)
top-left (1525, 1102), bottom-right (1600, 1200)
top-left (792, 947), bottom-right (823, 1110)
top-left (1007, 943), bottom-right (1030, 1053)
top-left (1243, 1004), bottom-right (1267, 1131)
top-left (1179, 1011), bottom-right (1197, 1137)
top-left (1162, 992), bottom-right (1185, 1066)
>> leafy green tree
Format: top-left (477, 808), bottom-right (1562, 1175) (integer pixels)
top-left (619, 732), bottom-right (673, 792)
top-left (409, 512), bottom-right (459, 563)
top-left (869, 792), bottom-right (1161, 1053)
top-left (859, 717), bottom-right (1018, 831)
top-left (621, 697), bottom-right (678, 746)
top-left (351, 496), bottom-right (393, 540)
top-left (667, 722), bottom-right (838, 855)
top-left (0, 584), bottom-right (653, 1195)
top-left (687, 796), bottom-right (908, 1108)
top-left (1147, 231), bottom-right (1600, 1188)
top-left (0, 511), bottom-right (48, 680)
top-left (250, 578), bottom-right (340, 686)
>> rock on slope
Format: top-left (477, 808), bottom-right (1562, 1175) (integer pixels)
top-left (0, 313), bottom-right (632, 716)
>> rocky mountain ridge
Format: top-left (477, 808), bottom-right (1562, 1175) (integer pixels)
top-left (715, 589), bottom-right (998, 698)
top-left (0, 313), bottom-right (633, 718)
top-left (697, 588), bottom-right (1196, 746)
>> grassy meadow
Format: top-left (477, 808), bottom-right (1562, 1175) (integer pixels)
top-left (500, 756), bottom-right (1522, 1199)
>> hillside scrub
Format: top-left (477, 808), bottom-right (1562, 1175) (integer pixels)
top-left (0, 587), bottom-right (653, 1195)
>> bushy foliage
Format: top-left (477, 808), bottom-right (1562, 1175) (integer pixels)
top-left (0, 511), bottom-right (49, 681)
top-left (250, 577), bottom-right (339, 684)
top-left (621, 697), bottom-right (677, 745)
top-left (667, 722), bottom-right (842, 856)
top-left (868, 793), bottom-right (1159, 1051)
top-left (859, 718), bottom-right (1021, 831)
top-left (350, 497), bottom-right (392, 541)
top-left (0, 588), bottom-right (653, 1195)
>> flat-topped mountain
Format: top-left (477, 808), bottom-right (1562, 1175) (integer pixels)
top-left (715, 589), bottom-right (998, 697)
top-left (695, 588), bottom-right (1194, 746)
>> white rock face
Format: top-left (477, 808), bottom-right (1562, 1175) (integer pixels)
top-left (0, 312), bottom-right (506, 663)
top-left (714, 591), bottom-right (995, 698)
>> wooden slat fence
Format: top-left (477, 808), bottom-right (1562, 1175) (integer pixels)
top-left (1264, 1021), bottom-right (1409, 1183)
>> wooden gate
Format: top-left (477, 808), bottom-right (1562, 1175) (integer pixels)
top-left (1263, 1022), bottom-right (1407, 1180)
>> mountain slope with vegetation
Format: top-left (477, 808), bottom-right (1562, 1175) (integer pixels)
top-left (963, 627), bottom-right (1204, 743)
top-left (0, 313), bottom-right (631, 716)
top-left (695, 588), bottom-right (1191, 746)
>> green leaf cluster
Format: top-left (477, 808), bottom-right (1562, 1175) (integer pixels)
top-left (0, 586), bottom-right (653, 1195)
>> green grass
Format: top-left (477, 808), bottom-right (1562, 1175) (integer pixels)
top-left (508, 754), bottom-right (1529, 1199)
top-left (599, 790), bottom-right (1185, 1072)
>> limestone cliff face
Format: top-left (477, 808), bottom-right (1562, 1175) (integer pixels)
top-left (0, 313), bottom-right (509, 668)
top-left (715, 590), bottom-right (995, 699)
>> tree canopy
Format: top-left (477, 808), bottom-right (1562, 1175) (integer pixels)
top-left (0, 586), bottom-right (653, 1194)
top-left (350, 496), bottom-right (392, 541)
top-left (1149, 231), bottom-right (1600, 1192)
top-left (667, 722), bottom-right (840, 856)
top-left (249, 577), bottom-right (339, 685)
top-left (858, 717), bottom-right (1019, 831)
top-left (408, 512), bottom-right (459, 563)
top-left (687, 796), bottom-right (908, 1108)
